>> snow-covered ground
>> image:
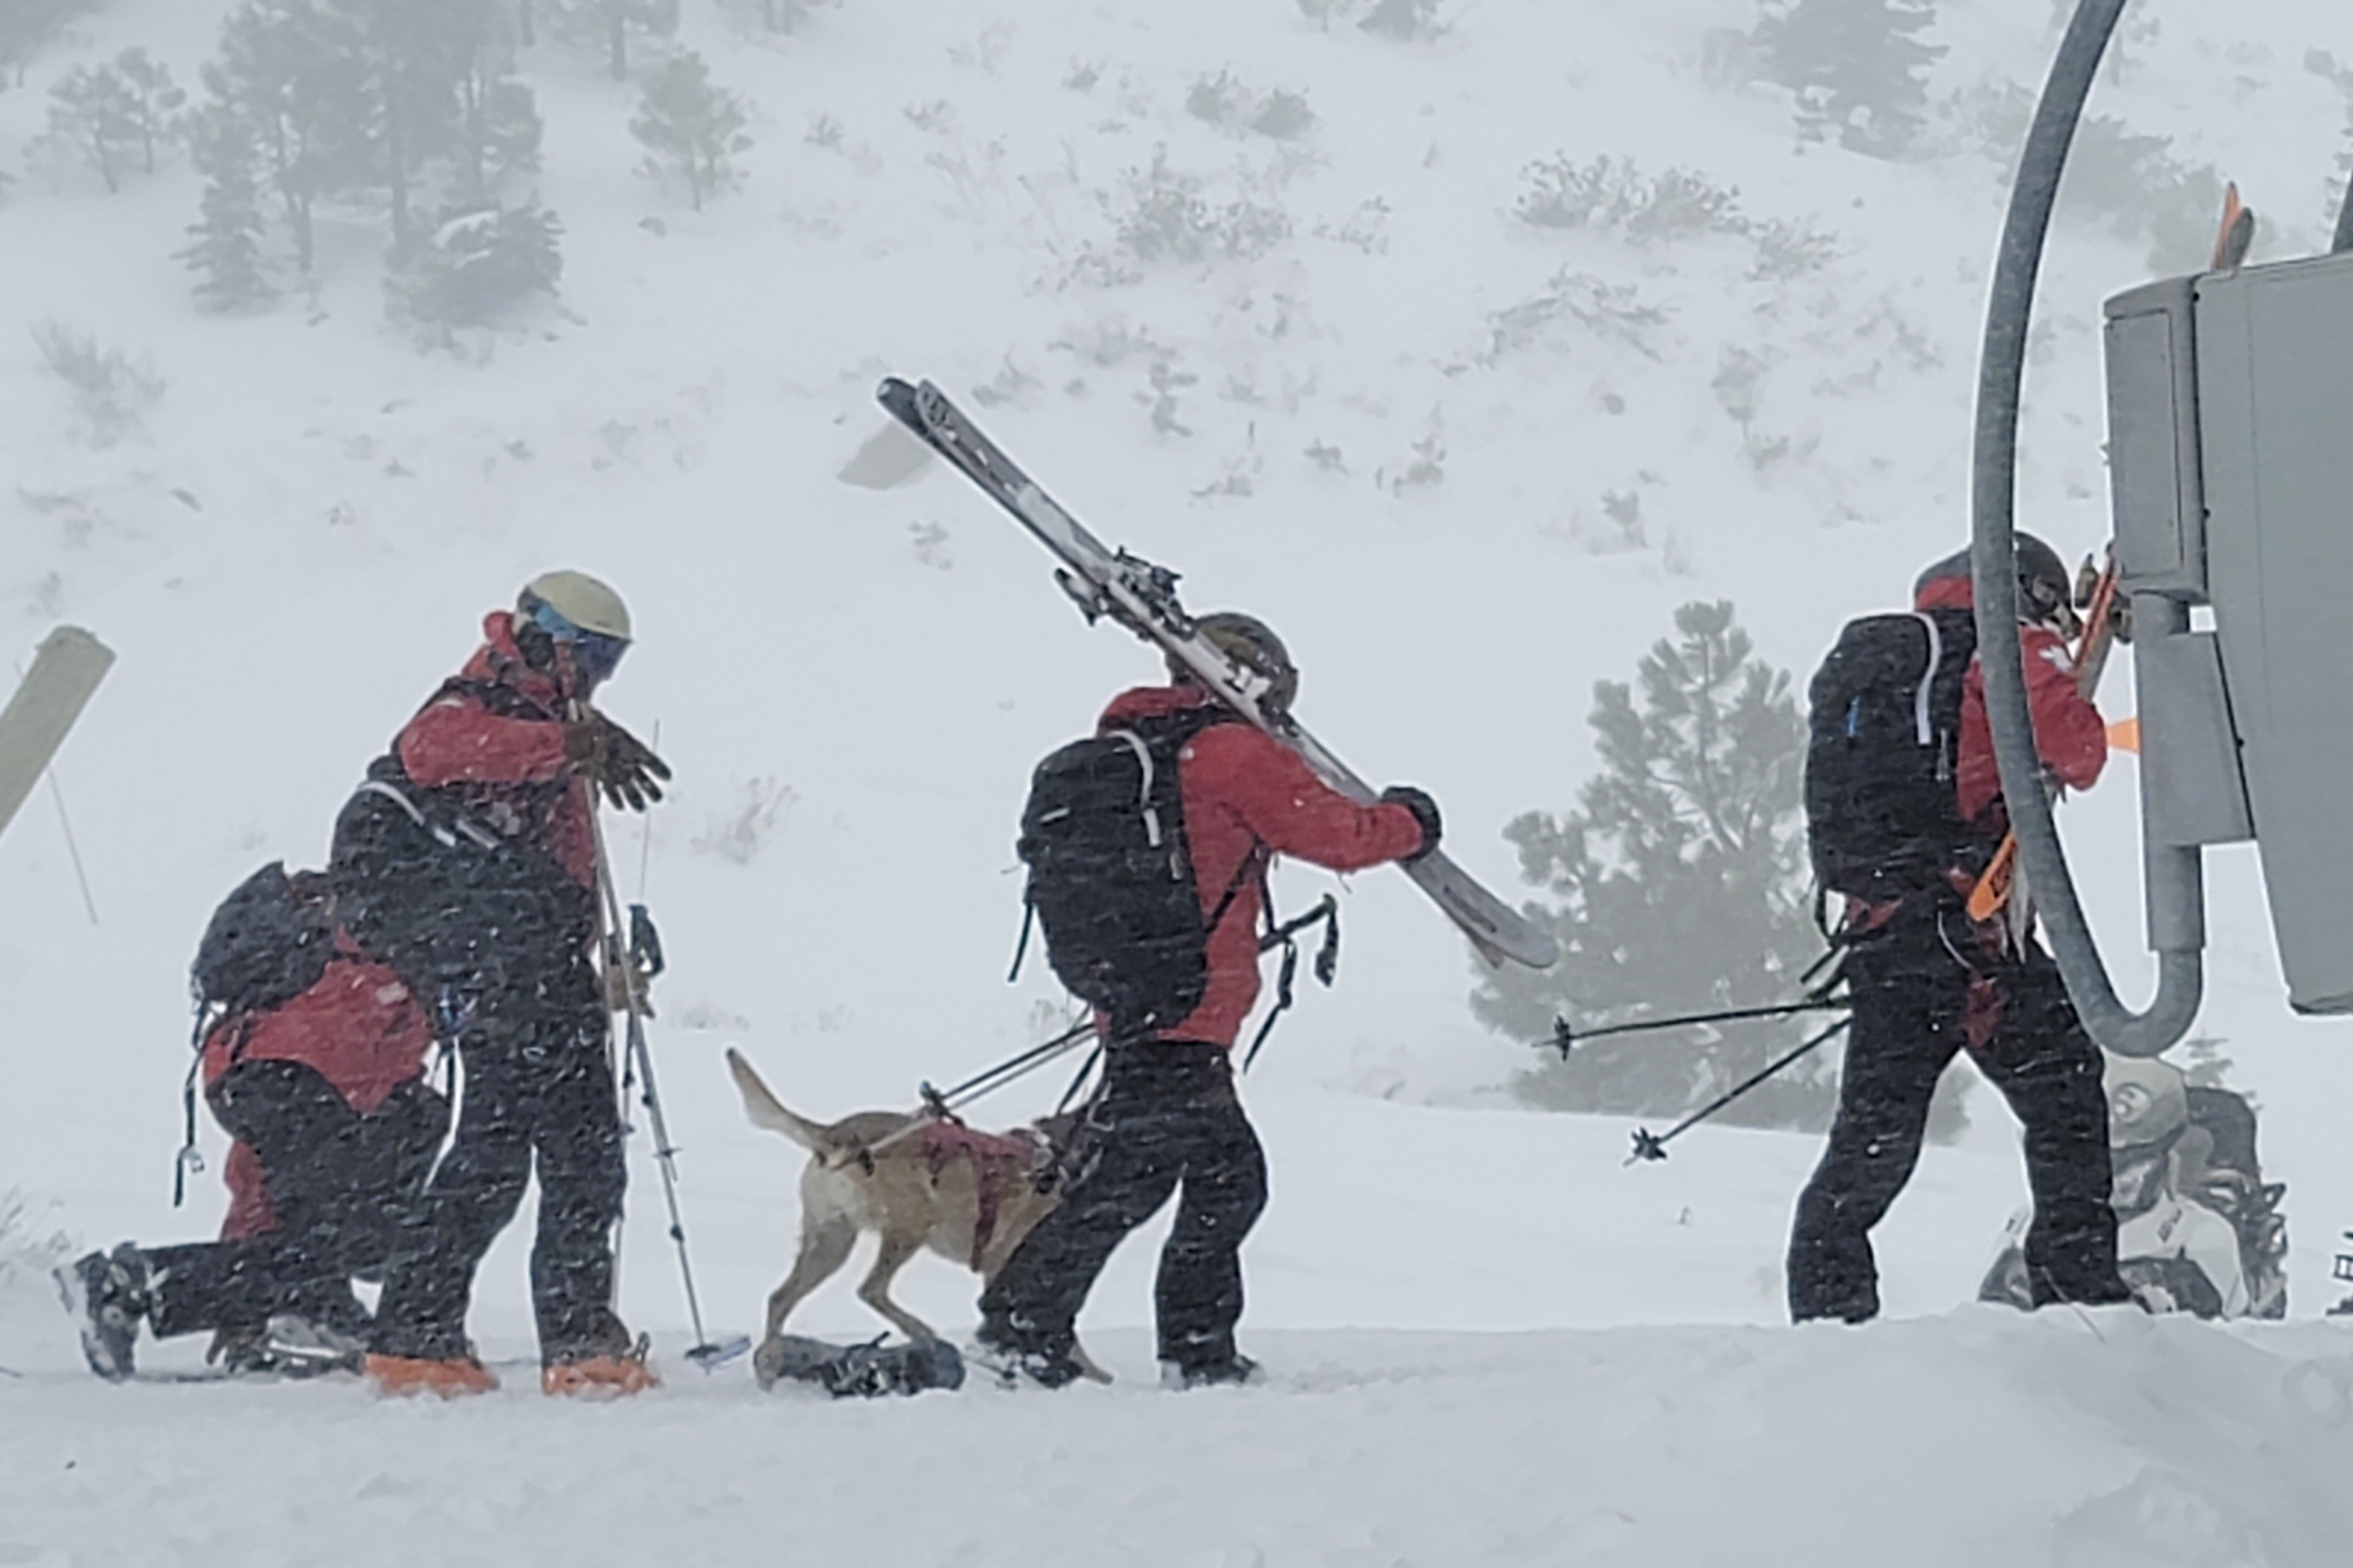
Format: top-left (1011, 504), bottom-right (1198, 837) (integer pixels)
top-left (5, 0), bottom-right (2353, 1562)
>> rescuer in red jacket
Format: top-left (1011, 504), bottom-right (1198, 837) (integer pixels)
top-left (977, 613), bottom-right (1441, 1389)
top-left (55, 911), bottom-right (446, 1382)
top-left (1786, 541), bottom-right (2129, 1323)
top-left (329, 570), bottom-right (668, 1398)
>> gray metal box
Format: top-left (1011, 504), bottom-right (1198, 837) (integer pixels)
top-left (2195, 250), bottom-right (2353, 1012)
top-left (2104, 277), bottom-right (2209, 600)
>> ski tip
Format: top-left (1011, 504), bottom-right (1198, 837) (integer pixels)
top-left (685, 1335), bottom-right (754, 1372)
top-left (875, 376), bottom-right (920, 425)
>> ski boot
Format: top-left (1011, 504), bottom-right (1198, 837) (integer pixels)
top-left (760, 1334), bottom-right (964, 1398)
top-left (54, 1245), bottom-right (149, 1381)
top-left (542, 1330), bottom-right (659, 1399)
top-left (969, 1326), bottom-right (1086, 1391)
top-left (365, 1350), bottom-right (499, 1398)
top-left (1161, 1352), bottom-right (1261, 1391)
top-left (205, 1316), bottom-right (365, 1378)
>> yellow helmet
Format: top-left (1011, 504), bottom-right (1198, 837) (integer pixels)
top-left (519, 570), bottom-right (631, 641)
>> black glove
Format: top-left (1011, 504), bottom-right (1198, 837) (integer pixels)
top-left (1380, 785), bottom-right (1442, 863)
top-left (564, 713), bottom-right (671, 812)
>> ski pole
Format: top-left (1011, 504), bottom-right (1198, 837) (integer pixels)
top-left (855, 1022), bottom-right (1102, 1164)
top-left (1553, 995), bottom-right (1847, 1058)
top-left (928, 1019), bottom-right (1096, 1108)
top-left (1624, 1014), bottom-right (1853, 1166)
top-left (579, 741), bottom-right (744, 1371)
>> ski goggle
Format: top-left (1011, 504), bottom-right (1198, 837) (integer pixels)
top-left (524, 599), bottom-right (629, 688)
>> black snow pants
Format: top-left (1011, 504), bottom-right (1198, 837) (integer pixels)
top-left (334, 778), bottom-right (629, 1365)
top-left (979, 1041), bottom-right (1268, 1373)
top-left (369, 954), bottom-right (627, 1365)
top-left (1787, 899), bottom-right (2125, 1323)
top-left (142, 1060), bottom-right (448, 1341)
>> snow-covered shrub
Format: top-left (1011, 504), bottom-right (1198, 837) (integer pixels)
top-left (1747, 216), bottom-right (1840, 280)
top-left (1481, 269), bottom-right (1670, 364)
top-left (386, 205), bottom-right (564, 336)
top-left (1074, 147), bottom-right (1292, 283)
top-left (1185, 70), bottom-right (1317, 140)
top-left (1357, 0), bottom-right (1446, 42)
top-left (30, 318), bottom-right (165, 446)
top-left (1515, 153), bottom-right (1746, 245)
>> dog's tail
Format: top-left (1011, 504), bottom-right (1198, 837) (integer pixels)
top-left (725, 1047), bottom-right (836, 1154)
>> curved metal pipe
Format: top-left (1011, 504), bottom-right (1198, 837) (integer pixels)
top-left (1971, 0), bottom-right (2201, 1057)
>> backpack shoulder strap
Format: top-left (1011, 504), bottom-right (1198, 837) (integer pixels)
top-left (434, 675), bottom-right (559, 724)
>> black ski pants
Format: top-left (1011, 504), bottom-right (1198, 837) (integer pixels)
top-left (1787, 901), bottom-right (2124, 1323)
top-left (979, 1041), bottom-right (1267, 1372)
top-left (370, 956), bottom-right (627, 1366)
top-left (143, 1061), bottom-right (447, 1341)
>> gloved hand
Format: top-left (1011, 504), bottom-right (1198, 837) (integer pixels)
top-left (1380, 785), bottom-right (1442, 863)
top-left (564, 712), bottom-right (672, 812)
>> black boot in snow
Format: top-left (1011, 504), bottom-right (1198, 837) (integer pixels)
top-left (54, 1245), bottom-right (150, 1382)
top-left (1161, 1352), bottom-right (1261, 1390)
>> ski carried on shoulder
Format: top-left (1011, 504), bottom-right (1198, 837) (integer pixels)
top-left (876, 376), bottom-right (1558, 971)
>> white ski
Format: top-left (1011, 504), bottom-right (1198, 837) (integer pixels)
top-left (878, 376), bottom-right (1557, 971)
top-left (0, 626), bottom-right (114, 845)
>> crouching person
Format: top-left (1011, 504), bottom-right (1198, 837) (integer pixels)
top-left (57, 865), bottom-right (446, 1381)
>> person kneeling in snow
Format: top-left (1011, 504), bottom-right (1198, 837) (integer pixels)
top-left (57, 866), bottom-right (447, 1381)
top-left (1981, 1054), bottom-right (2275, 1319)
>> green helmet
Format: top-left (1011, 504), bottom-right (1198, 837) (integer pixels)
top-left (1178, 611), bottom-right (1298, 717)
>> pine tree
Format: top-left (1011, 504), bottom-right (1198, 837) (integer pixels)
top-left (1753, 0), bottom-right (1946, 159)
top-left (44, 49), bottom-right (182, 192)
top-left (1, 0), bottom-right (102, 91)
top-left (204, 0), bottom-right (365, 274)
top-left (177, 104), bottom-right (277, 310)
top-left (1478, 603), bottom-right (1837, 1130)
top-left (545, 0), bottom-right (678, 82)
top-left (630, 51), bottom-right (749, 211)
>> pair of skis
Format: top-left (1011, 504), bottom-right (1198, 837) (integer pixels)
top-left (873, 376), bottom-right (1558, 973)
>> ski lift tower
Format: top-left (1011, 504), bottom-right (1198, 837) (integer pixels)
top-left (1975, 0), bottom-right (2353, 1056)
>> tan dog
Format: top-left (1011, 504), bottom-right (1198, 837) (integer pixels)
top-left (724, 1047), bottom-right (1106, 1387)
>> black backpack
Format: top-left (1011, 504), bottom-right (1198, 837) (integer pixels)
top-left (1016, 707), bottom-right (1244, 1038)
top-left (1802, 608), bottom-right (1982, 901)
top-left (191, 861), bottom-right (337, 1020)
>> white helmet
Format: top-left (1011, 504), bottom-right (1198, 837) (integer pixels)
top-left (519, 570), bottom-right (631, 641)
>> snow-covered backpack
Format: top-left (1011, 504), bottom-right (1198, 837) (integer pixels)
top-left (1015, 708), bottom-right (1246, 1038)
top-left (190, 861), bottom-right (336, 1022)
top-left (1802, 607), bottom-right (1982, 901)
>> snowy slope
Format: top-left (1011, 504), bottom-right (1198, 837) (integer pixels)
top-left (4, 0), bottom-right (2353, 1562)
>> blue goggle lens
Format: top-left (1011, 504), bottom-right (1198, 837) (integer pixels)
top-left (528, 601), bottom-right (629, 685)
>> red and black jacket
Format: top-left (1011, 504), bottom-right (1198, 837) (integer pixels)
top-left (382, 609), bottom-right (596, 891)
top-left (1098, 686), bottom-right (1430, 1050)
top-left (1911, 575), bottom-right (2107, 837)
